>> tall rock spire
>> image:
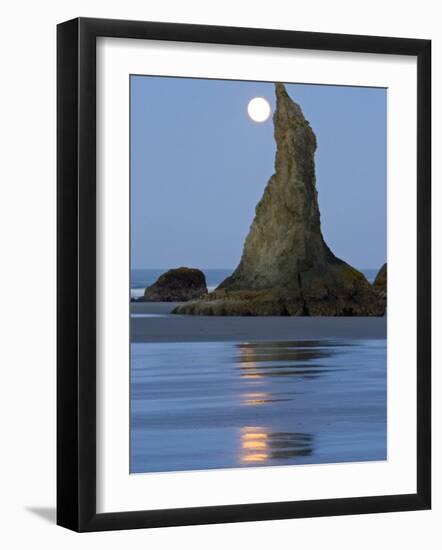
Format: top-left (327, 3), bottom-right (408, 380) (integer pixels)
top-left (174, 84), bottom-right (385, 316)
top-left (219, 83), bottom-right (337, 291)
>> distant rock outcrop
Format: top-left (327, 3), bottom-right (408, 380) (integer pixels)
top-left (373, 263), bottom-right (387, 299)
top-left (174, 84), bottom-right (385, 316)
top-left (144, 267), bottom-right (207, 302)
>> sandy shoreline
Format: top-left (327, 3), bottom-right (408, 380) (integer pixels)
top-left (131, 302), bottom-right (386, 343)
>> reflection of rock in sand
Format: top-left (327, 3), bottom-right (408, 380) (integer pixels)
top-left (240, 426), bottom-right (313, 463)
top-left (236, 340), bottom-right (347, 380)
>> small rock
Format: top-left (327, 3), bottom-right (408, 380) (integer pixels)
top-left (144, 267), bottom-right (207, 302)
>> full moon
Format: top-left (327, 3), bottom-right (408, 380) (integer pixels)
top-left (247, 97), bottom-right (271, 123)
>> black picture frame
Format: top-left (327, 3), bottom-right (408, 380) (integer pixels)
top-left (57, 17), bottom-right (431, 532)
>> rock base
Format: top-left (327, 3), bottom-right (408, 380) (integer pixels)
top-left (173, 265), bottom-right (385, 316)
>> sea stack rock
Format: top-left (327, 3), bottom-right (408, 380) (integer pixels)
top-left (174, 84), bottom-right (385, 316)
top-left (144, 267), bottom-right (207, 302)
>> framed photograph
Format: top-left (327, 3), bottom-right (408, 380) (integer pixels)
top-left (57, 17), bottom-right (431, 532)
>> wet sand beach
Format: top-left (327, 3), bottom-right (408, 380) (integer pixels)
top-left (130, 303), bottom-right (387, 473)
top-left (130, 302), bottom-right (386, 343)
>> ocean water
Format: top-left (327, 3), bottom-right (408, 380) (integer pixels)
top-left (131, 268), bottom-right (379, 298)
top-left (130, 339), bottom-right (386, 473)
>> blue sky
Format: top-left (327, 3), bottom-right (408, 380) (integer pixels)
top-left (131, 76), bottom-right (386, 270)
